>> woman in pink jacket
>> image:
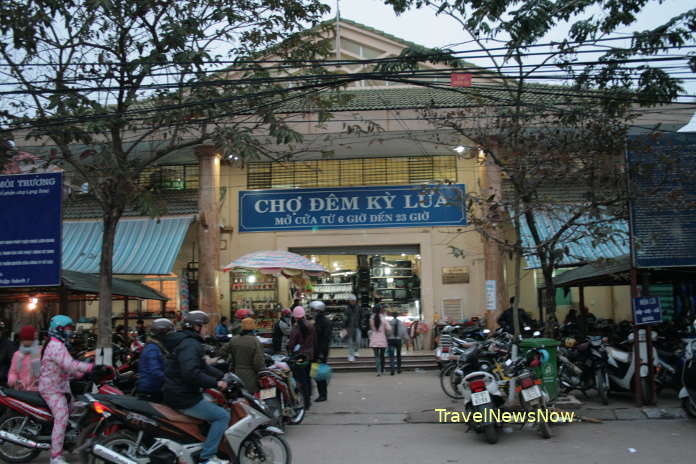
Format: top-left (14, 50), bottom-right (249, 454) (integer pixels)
top-left (7, 325), bottom-right (41, 391)
top-left (369, 300), bottom-right (391, 376)
top-left (38, 315), bottom-right (93, 464)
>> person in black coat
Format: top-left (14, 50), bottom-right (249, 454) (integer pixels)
top-left (162, 311), bottom-right (229, 464)
top-left (309, 301), bottom-right (331, 402)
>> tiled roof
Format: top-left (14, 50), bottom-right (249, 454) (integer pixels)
top-left (281, 85), bottom-right (571, 113)
top-left (64, 189), bottom-right (198, 219)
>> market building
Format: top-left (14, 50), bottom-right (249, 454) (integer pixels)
top-left (9, 19), bottom-right (695, 343)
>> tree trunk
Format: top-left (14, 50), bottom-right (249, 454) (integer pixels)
top-left (542, 264), bottom-right (557, 337)
top-left (512, 202), bottom-right (522, 339)
top-left (97, 210), bottom-right (121, 366)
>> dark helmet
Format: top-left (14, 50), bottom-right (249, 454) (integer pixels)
top-left (150, 318), bottom-right (175, 337)
top-left (183, 311), bottom-right (210, 329)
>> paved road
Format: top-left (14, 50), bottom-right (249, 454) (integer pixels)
top-left (30, 370), bottom-right (696, 463)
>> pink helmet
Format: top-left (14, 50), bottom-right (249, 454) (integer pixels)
top-left (281, 308), bottom-right (292, 316)
top-left (293, 306), bottom-right (305, 319)
top-left (235, 308), bottom-right (253, 320)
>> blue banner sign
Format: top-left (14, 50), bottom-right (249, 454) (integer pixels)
top-left (633, 296), bottom-right (662, 326)
top-left (239, 184), bottom-right (467, 232)
top-left (0, 172), bottom-right (62, 287)
top-left (628, 133), bottom-right (696, 267)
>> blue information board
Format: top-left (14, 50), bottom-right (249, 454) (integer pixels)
top-left (239, 184), bottom-right (467, 232)
top-left (633, 297), bottom-right (662, 326)
top-left (0, 172), bottom-right (62, 287)
top-left (628, 133), bottom-right (696, 267)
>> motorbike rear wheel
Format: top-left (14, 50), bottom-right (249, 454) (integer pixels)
top-left (88, 431), bottom-right (145, 464)
top-left (683, 397), bottom-right (696, 419)
top-left (0, 413), bottom-right (42, 463)
top-left (239, 431), bottom-right (291, 464)
top-left (483, 424), bottom-right (498, 444)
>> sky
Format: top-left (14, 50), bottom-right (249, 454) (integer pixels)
top-left (323, 0), bottom-right (696, 129)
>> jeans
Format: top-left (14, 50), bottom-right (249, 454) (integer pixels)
top-left (315, 379), bottom-right (327, 398)
top-left (346, 330), bottom-right (362, 358)
top-left (292, 363), bottom-right (312, 409)
top-left (373, 348), bottom-right (386, 373)
top-left (387, 339), bottom-right (402, 373)
top-left (180, 398), bottom-right (230, 460)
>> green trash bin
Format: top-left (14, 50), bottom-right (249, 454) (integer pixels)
top-left (519, 338), bottom-right (561, 401)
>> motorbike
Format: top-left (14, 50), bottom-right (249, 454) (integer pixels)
top-left (505, 349), bottom-right (553, 439)
top-left (257, 354), bottom-right (305, 429)
top-left (82, 372), bottom-right (289, 464)
top-left (459, 370), bottom-right (506, 444)
top-left (606, 329), bottom-right (660, 403)
top-left (679, 337), bottom-right (696, 418)
top-left (0, 369), bottom-right (122, 463)
top-left (558, 335), bottom-right (610, 404)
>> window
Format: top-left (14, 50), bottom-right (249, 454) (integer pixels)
top-left (137, 165), bottom-right (199, 190)
top-left (247, 156), bottom-right (458, 189)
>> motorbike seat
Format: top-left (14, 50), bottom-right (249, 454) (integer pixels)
top-left (92, 394), bottom-right (161, 418)
top-left (151, 404), bottom-right (204, 424)
top-left (607, 346), bottom-right (630, 364)
top-left (1, 389), bottom-right (48, 408)
top-left (575, 342), bottom-right (590, 352)
top-left (657, 350), bottom-right (680, 363)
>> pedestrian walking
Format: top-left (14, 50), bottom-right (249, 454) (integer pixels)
top-left (369, 302), bottom-right (391, 376)
top-left (136, 318), bottom-right (175, 402)
top-left (343, 294), bottom-right (362, 362)
top-left (7, 325), bottom-right (40, 391)
top-left (387, 311), bottom-right (408, 375)
top-left (288, 306), bottom-right (315, 409)
top-left (0, 322), bottom-right (17, 386)
top-left (310, 300), bottom-right (331, 402)
top-left (224, 318), bottom-right (265, 394)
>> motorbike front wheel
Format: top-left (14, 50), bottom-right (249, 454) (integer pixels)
top-left (595, 370), bottom-right (609, 405)
top-left (264, 397), bottom-right (285, 430)
top-left (0, 413), bottom-right (42, 463)
top-left (683, 397), bottom-right (696, 419)
top-left (239, 431), bottom-right (291, 464)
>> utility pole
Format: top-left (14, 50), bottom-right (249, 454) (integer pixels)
top-left (335, 0), bottom-right (341, 60)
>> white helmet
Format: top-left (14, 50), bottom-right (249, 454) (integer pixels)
top-left (309, 300), bottom-right (326, 312)
top-left (345, 294), bottom-right (357, 302)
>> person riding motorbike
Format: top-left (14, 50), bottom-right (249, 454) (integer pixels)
top-left (38, 315), bottom-right (102, 464)
top-left (136, 318), bottom-right (175, 402)
top-left (163, 311), bottom-right (230, 464)
top-left (272, 308), bottom-right (293, 355)
top-left (230, 308), bottom-right (254, 336)
top-left (7, 325), bottom-right (41, 391)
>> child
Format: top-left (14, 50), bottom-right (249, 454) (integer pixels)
top-left (38, 315), bottom-right (94, 464)
top-left (7, 325), bottom-right (41, 391)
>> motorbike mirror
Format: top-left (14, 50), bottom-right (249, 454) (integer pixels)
top-left (293, 344), bottom-right (301, 353)
top-left (504, 359), bottom-right (513, 367)
top-left (482, 329), bottom-right (491, 334)
top-left (524, 326), bottom-right (531, 331)
top-left (533, 331), bottom-right (541, 337)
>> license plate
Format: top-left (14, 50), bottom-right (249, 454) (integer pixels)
top-left (440, 353), bottom-right (450, 361)
top-left (521, 385), bottom-right (541, 402)
top-left (471, 390), bottom-right (491, 406)
top-left (260, 387), bottom-right (276, 400)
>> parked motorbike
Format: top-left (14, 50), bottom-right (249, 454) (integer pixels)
top-left (459, 370), bottom-right (506, 444)
top-left (0, 368), bottom-right (122, 463)
top-left (505, 349), bottom-right (553, 439)
top-left (258, 354), bottom-right (305, 429)
top-left (679, 337), bottom-right (696, 418)
top-left (82, 372), bottom-right (289, 464)
top-left (558, 336), bottom-right (610, 404)
top-left (606, 329), bottom-right (660, 403)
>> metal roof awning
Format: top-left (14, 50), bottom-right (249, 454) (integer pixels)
top-left (63, 216), bottom-right (193, 274)
top-left (553, 254), bottom-right (696, 288)
top-left (0, 269), bottom-right (167, 302)
top-left (519, 209), bottom-right (629, 269)
top-left (553, 255), bottom-right (632, 288)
